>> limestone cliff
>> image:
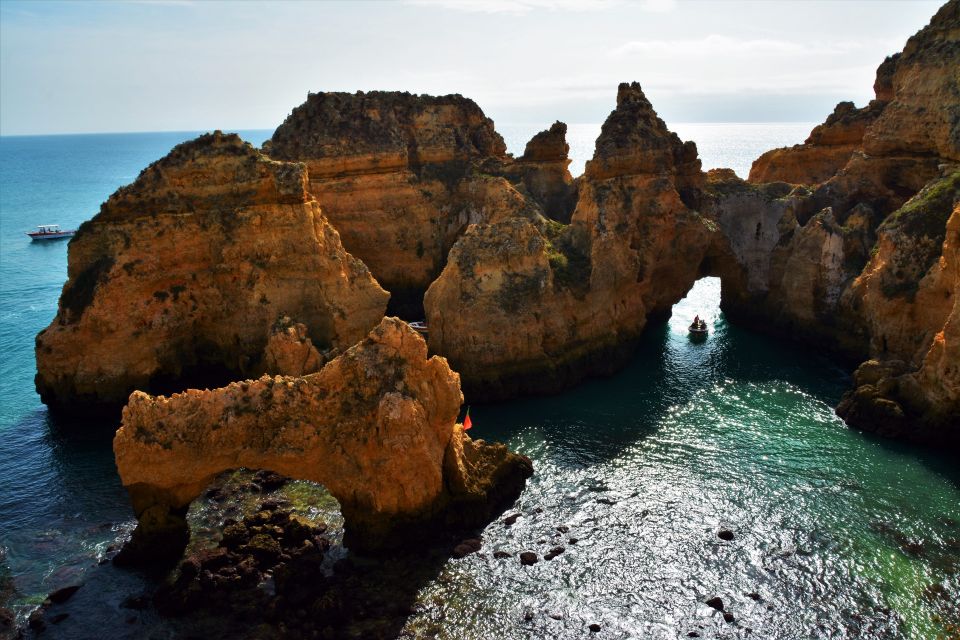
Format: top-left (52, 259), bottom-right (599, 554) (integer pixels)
top-left (425, 83), bottom-right (722, 400)
top-left (732, 1), bottom-right (960, 445)
top-left (35, 132), bottom-right (388, 410)
top-left (514, 121), bottom-right (577, 222)
top-left (836, 175), bottom-right (960, 445)
top-left (113, 317), bottom-right (532, 563)
top-left (748, 101), bottom-right (886, 185)
top-left (861, 0), bottom-right (960, 162)
top-left (750, 0), bottom-right (958, 186)
top-left (264, 91), bottom-right (539, 316)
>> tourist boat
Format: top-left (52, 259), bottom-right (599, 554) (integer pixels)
top-left (408, 320), bottom-right (429, 336)
top-left (27, 224), bottom-right (76, 241)
top-left (689, 319), bottom-right (708, 336)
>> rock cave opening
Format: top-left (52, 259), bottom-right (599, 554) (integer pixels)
top-left (385, 286), bottom-right (428, 322)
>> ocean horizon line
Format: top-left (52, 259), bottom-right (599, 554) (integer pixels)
top-left (0, 121), bottom-right (818, 140)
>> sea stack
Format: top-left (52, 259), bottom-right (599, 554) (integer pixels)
top-left (35, 132), bottom-right (388, 410)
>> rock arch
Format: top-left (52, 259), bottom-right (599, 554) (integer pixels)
top-left (113, 318), bottom-right (532, 565)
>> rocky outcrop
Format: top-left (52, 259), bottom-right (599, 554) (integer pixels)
top-left (35, 132), bottom-right (388, 410)
top-left (750, 1), bottom-right (958, 186)
top-left (733, 1), bottom-right (960, 445)
top-left (113, 317), bottom-right (532, 564)
top-left (748, 101), bottom-right (886, 185)
top-left (861, 0), bottom-right (960, 162)
top-left (514, 121), bottom-right (577, 222)
top-left (265, 91), bottom-right (537, 316)
top-left (262, 316), bottom-right (326, 377)
top-left (836, 176), bottom-right (960, 444)
top-left (706, 172), bottom-right (875, 359)
top-left (424, 83), bottom-right (725, 400)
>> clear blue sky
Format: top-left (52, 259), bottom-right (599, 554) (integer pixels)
top-left (0, 0), bottom-right (945, 135)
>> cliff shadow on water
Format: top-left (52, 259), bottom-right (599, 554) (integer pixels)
top-left (20, 464), bottom-right (511, 640)
top-left (475, 275), bottom-right (960, 490)
top-left (471, 277), bottom-right (854, 460)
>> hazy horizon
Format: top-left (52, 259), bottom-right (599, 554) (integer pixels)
top-left (0, 0), bottom-right (945, 137)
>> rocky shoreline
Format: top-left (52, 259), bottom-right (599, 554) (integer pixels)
top-left (15, 0), bottom-right (960, 637)
top-left (35, 1), bottom-right (960, 450)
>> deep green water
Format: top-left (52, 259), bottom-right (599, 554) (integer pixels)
top-left (399, 278), bottom-right (960, 639)
top-left (1, 130), bottom-right (958, 639)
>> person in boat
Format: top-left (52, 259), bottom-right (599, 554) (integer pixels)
top-left (693, 315), bottom-right (700, 325)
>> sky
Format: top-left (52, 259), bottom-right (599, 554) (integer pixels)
top-left (0, 0), bottom-right (945, 136)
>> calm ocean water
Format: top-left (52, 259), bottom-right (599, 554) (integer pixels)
top-left (1, 126), bottom-right (958, 639)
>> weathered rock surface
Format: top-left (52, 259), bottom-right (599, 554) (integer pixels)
top-left (861, 0), bottom-right (960, 162)
top-left (837, 182), bottom-right (960, 444)
top-left (750, 1), bottom-right (958, 187)
top-left (515, 121), bottom-right (577, 222)
top-left (748, 100), bottom-right (886, 185)
top-left (113, 317), bottom-right (532, 563)
top-left (265, 91), bottom-right (540, 316)
top-left (425, 83), bottom-right (724, 400)
top-left (262, 316), bottom-right (325, 377)
top-left (733, 1), bottom-right (960, 445)
top-left (35, 132), bottom-right (388, 410)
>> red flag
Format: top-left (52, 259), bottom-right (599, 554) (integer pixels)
top-left (463, 407), bottom-right (473, 431)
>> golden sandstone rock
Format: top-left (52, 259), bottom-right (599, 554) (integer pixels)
top-left (425, 82), bottom-right (721, 400)
top-left (113, 318), bottom-right (531, 563)
top-left (32, 1), bottom-right (960, 575)
top-left (264, 91), bottom-right (533, 317)
top-left (35, 132), bottom-right (387, 410)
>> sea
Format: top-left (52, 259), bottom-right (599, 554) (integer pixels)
top-left (1, 124), bottom-right (958, 639)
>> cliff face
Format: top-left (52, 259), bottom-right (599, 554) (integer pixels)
top-left (750, 1), bottom-right (958, 186)
top-left (265, 91), bottom-right (542, 316)
top-left (514, 121), bottom-right (577, 222)
top-left (748, 101), bottom-right (886, 185)
top-left (861, 0), bottom-right (960, 161)
top-left (113, 318), bottom-right (532, 563)
top-left (732, 1), bottom-right (960, 445)
top-left (35, 132), bottom-right (388, 410)
top-left (425, 83), bottom-right (723, 400)
top-left (835, 177), bottom-right (960, 444)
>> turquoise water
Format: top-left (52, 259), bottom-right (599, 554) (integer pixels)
top-left (1, 129), bottom-right (958, 638)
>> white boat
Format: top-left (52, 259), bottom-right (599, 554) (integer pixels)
top-left (408, 320), bottom-right (429, 336)
top-left (27, 224), bottom-right (76, 241)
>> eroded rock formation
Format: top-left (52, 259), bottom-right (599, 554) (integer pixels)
top-left (265, 91), bottom-right (543, 316)
top-left (750, 1), bottom-right (958, 186)
top-left (748, 100), bottom-right (886, 185)
top-left (514, 121), bottom-right (577, 222)
top-left (836, 177), bottom-right (960, 444)
top-left (424, 83), bottom-right (726, 400)
top-left (35, 132), bottom-right (388, 410)
top-left (113, 317), bottom-right (532, 564)
top-left (726, 0), bottom-right (960, 444)
top-left (37, 2), bottom-right (960, 450)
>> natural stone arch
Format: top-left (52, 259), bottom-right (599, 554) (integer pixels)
top-left (113, 318), bottom-right (532, 566)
